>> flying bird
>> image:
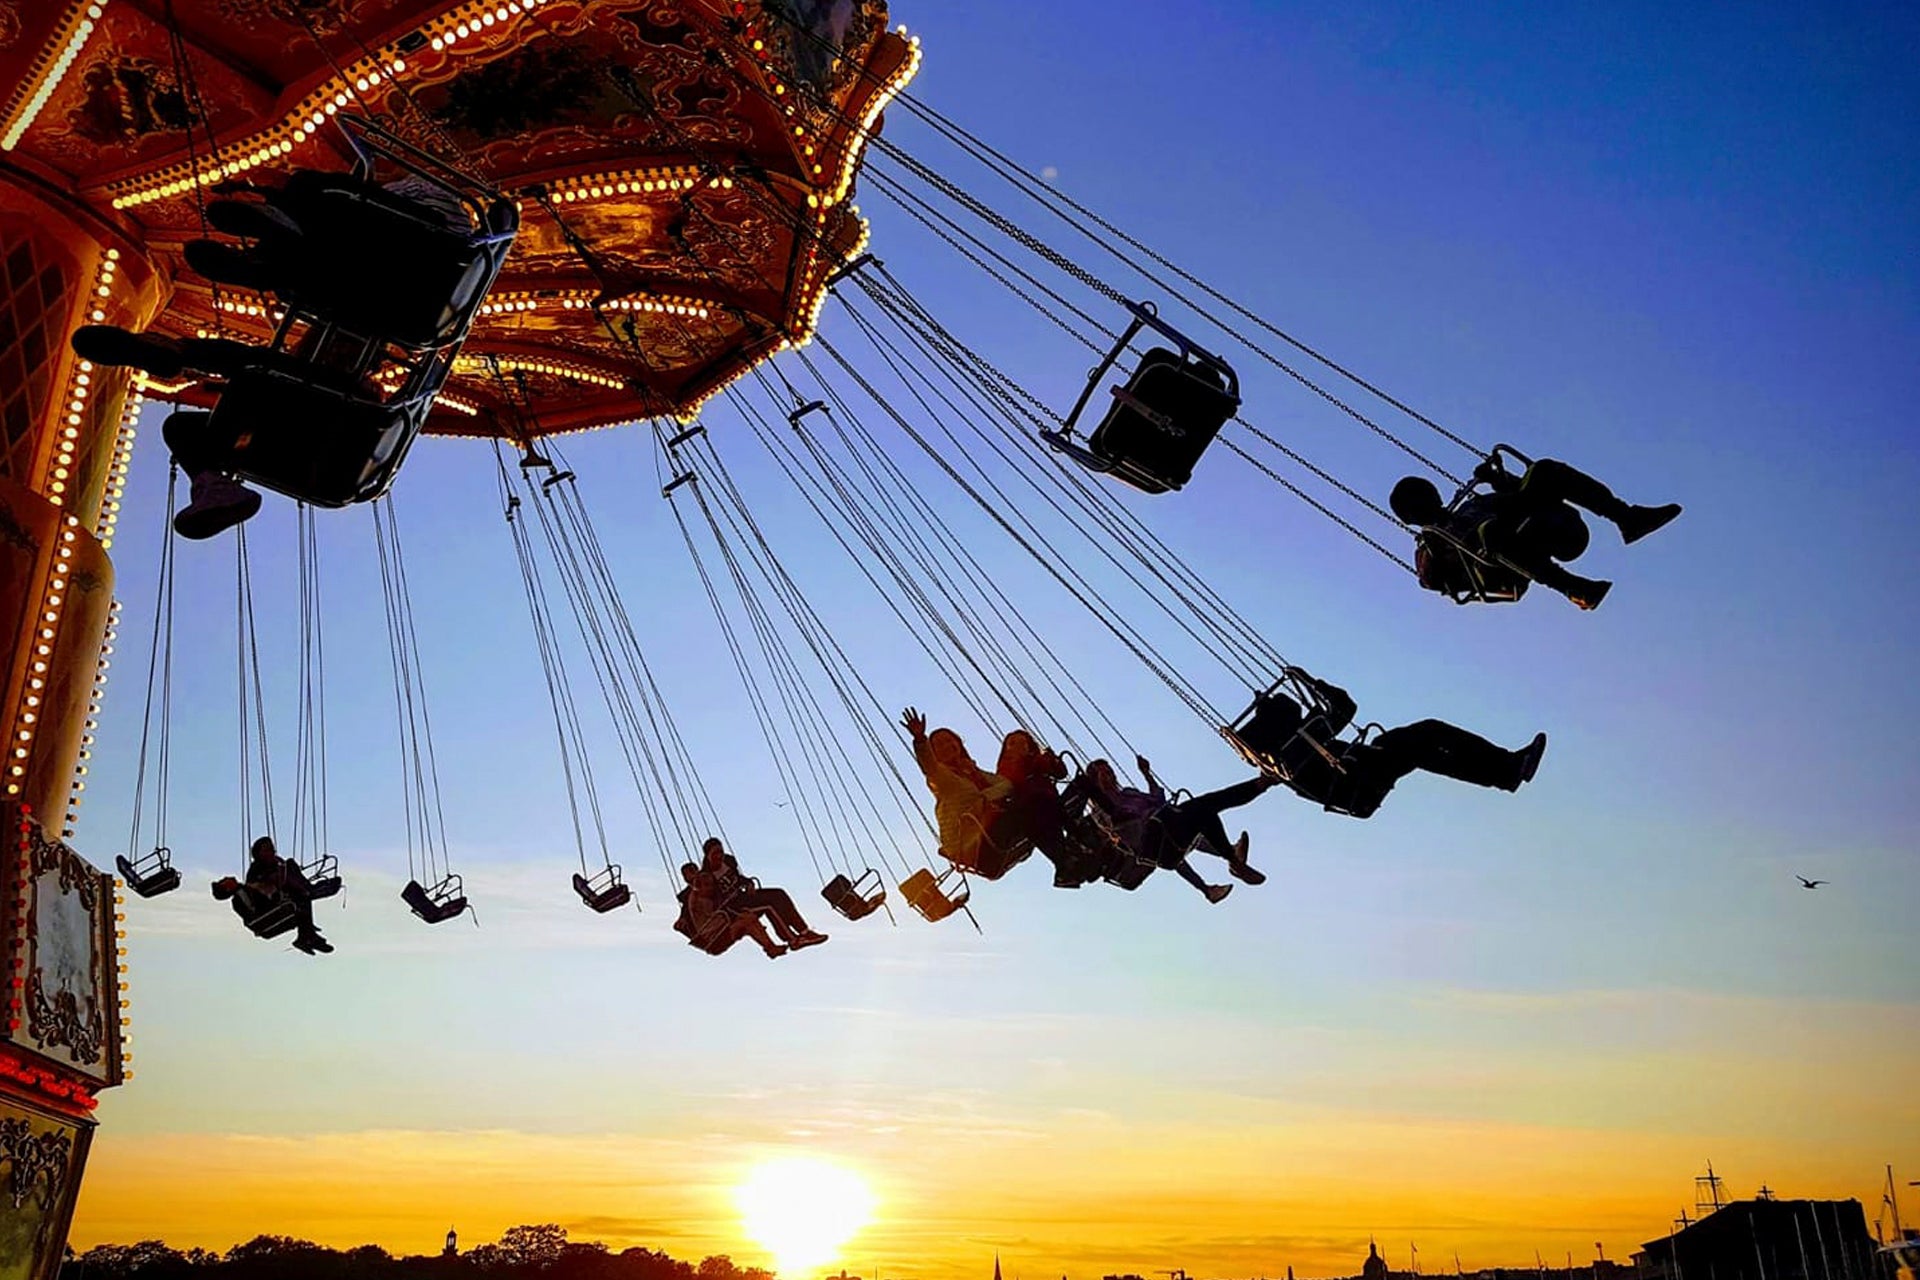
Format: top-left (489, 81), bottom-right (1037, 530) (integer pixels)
top-left (1796, 876), bottom-right (1828, 890)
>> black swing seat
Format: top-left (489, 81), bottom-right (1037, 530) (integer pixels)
top-left (205, 324), bottom-right (456, 509)
top-left (1221, 678), bottom-right (1389, 820)
top-left (572, 867), bottom-right (634, 914)
top-left (1414, 529), bottom-right (1531, 605)
top-left (272, 183), bottom-right (519, 349)
top-left (1417, 443), bottom-right (1589, 605)
top-left (1044, 303), bottom-right (1240, 494)
top-left (216, 882), bottom-right (302, 940)
top-left (117, 848), bottom-right (181, 899)
top-left (899, 866), bottom-right (975, 926)
top-left (821, 867), bottom-right (888, 921)
top-left (402, 875), bottom-right (470, 924)
top-left (300, 853), bottom-right (343, 901)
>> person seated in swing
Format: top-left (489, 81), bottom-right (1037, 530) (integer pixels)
top-left (1080, 757), bottom-right (1269, 902)
top-left (676, 863), bottom-right (787, 958)
top-left (211, 835), bottom-right (333, 954)
top-left (1388, 456), bottom-right (1682, 610)
top-left (70, 321), bottom-right (386, 538)
top-left (698, 838), bottom-right (829, 951)
top-left (1250, 667), bottom-right (1547, 818)
top-left (901, 711), bottom-right (1074, 880)
top-left (902, 708), bottom-right (1015, 876)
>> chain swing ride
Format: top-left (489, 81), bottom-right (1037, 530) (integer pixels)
top-left (80, 0), bottom-right (1683, 954)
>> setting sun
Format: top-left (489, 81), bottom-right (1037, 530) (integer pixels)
top-left (734, 1157), bottom-right (878, 1276)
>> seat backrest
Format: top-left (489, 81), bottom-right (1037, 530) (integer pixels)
top-left (1087, 347), bottom-right (1239, 493)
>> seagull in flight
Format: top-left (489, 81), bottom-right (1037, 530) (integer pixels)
top-left (1796, 875), bottom-right (1828, 890)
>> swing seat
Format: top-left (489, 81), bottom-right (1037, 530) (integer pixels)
top-left (941, 811), bottom-right (1034, 882)
top-left (402, 875), bottom-right (469, 924)
top-left (1043, 302), bottom-right (1241, 494)
top-left (900, 867), bottom-right (971, 923)
top-left (300, 853), bottom-right (343, 901)
top-left (273, 185), bottom-right (518, 348)
top-left (209, 354), bottom-right (442, 509)
top-left (217, 883), bottom-right (301, 940)
top-left (572, 868), bottom-right (634, 914)
top-left (117, 848), bottom-right (181, 899)
top-left (1221, 684), bottom-right (1390, 819)
top-left (672, 890), bottom-right (741, 955)
top-left (821, 868), bottom-right (887, 921)
top-left (1414, 532), bottom-right (1531, 605)
top-left (1083, 347), bottom-right (1238, 493)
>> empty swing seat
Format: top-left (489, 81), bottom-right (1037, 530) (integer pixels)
top-left (402, 875), bottom-right (469, 924)
top-left (900, 867), bottom-right (971, 924)
top-left (117, 848), bottom-right (182, 899)
top-left (572, 868), bottom-right (634, 914)
top-left (1044, 302), bottom-right (1242, 495)
top-left (821, 868), bottom-right (887, 921)
top-left (1083, 347), bottom-right (1239, 493)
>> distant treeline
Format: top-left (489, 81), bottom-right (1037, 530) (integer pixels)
top-left (64, 1225), bottom-right (780, 1280)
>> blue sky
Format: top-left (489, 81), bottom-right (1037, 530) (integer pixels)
top-left (74, 1), bottom-right (1917, 1272)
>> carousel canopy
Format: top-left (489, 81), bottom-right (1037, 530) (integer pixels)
top-left (0, 0), bottom-right (919, 436)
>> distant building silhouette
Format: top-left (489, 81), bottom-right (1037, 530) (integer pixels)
top-left (1635, 1196), bottom-right (1876, 1280)
top-left (444, 1228), bottom-right (458, 1259)
top-left (1365, 1241), bottom-right (1392, 1280)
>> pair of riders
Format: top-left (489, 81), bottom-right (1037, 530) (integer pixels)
top-left (70, 168), bottom-right (486, 540)
top-left (675, 838), bottom-right (829, 959)
top-left (1391, 453), bottom-right (1682, 609)
top-left (211, 836), bottom-right (333, 955)
top-left (904, 708), bottom-right (1270, 900)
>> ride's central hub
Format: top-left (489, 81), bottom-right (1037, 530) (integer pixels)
top-left (4, 0), bottom-right (918, 437)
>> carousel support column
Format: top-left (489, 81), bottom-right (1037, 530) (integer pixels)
top-left (0, 170), bottom-right (159, 1279)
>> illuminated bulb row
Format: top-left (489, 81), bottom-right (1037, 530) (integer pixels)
top-left (95, 382), bottom-right (142, 550)
top-left (435, 393), bottom-right (481, 416)
top-left (1, 2), bottom-right (107, 152)
top-left (427, 0), bottom-right (550, 52)
top-left (7, 516), bottom-right (81, 798)
top-left (67, 598), bottom-right (116, 837)
top-left (109, 41), bottom-right (420, 207)
top-left (825, 29), bottom-right (921, 208)
top-left (551, 169), bottom-right (726, 203)
top-left (47, 250), bottom-right (117, 507)
top-left (114, 879), bottom-right (130, 1080)
top-left (454, 355), bottom-right (625, 389)
top-left (215, 298), bottom-right (282, 322)
top-left (7, 812), bottom-right (27, 1034)
top-left (481, 293), bottom-right (712, 320)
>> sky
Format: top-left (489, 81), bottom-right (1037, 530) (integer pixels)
top-left (68, 2), bottom-right (1919, 1278)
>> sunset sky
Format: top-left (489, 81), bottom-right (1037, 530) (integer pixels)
top-left (71, 1), bottom-right (1917, 1277)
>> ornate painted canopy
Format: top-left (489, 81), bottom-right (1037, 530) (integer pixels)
top-left (0, 0), bottom-right (919, 437)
